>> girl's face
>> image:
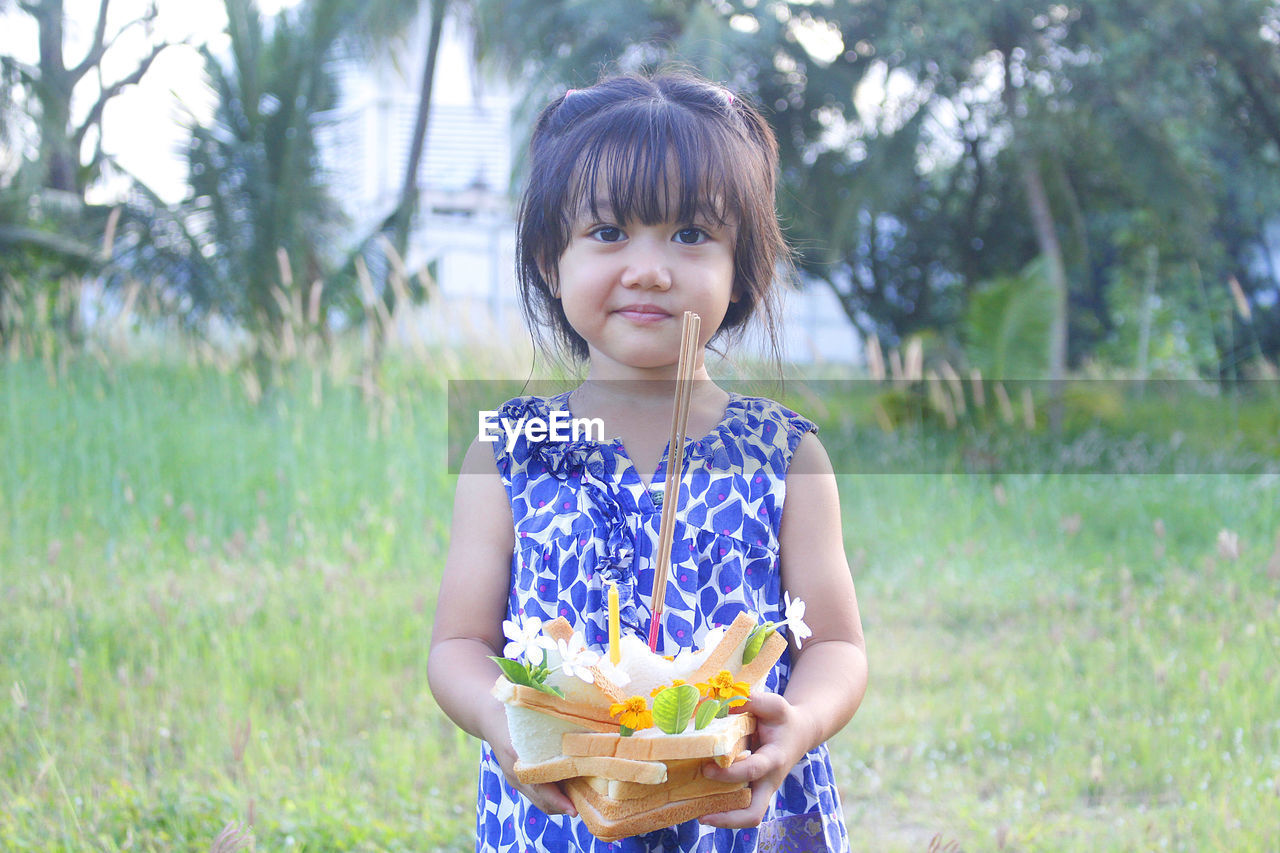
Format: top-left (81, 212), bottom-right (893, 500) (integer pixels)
top-left (554, 194), bottom-right (736, 379)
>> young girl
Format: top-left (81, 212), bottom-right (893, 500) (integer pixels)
top-left (428, 70), bottom-right (867, 852)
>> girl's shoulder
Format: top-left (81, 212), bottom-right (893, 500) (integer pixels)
top-left (492, 391), bottom-right (571, 419)
top-left (724, 393), bottom-right (817, 449)
top-left (687, 393), bottom-right (817, 474)
top-left (483, 391), bottom-right (574, 474)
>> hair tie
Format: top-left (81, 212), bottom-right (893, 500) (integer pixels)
top-left (564, 89), bottom-right (581, 98)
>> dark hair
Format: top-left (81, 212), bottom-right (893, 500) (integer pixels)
top-left (515, 70), bottom-right (790, 363)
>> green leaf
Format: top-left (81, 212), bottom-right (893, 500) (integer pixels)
top-left (490, 657), bottom-right (565, 698)
top-left (619, 725), bottom-right (634, 737)
top-left (651, 684), bottom-right (700, 734)
top-left (742, 623), bottom-right (775, 665)
top-left (490, 656), bottom-right (537, 688)
top-left (694, 699), bottom-right (723, 730)
top-left (532, 681), bottom-right (565, 699)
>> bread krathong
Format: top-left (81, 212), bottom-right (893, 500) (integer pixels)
top-left (489, 599), bottom-right (810, 842)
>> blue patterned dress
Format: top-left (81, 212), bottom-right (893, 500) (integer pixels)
top-left (477, 391), bottom-right (848, 853)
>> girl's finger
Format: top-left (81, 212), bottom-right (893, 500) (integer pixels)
top-left (702, 753), bottom-right (769, 784)
top-left (697, 783), bottom-right (771, 828)
top-left (524, 782), bottom-right (577, 817)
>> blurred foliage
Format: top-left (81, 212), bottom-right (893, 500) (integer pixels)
top-left (125, 0), bottom-right (426, 372)
top-left (471, 0), bottom-right (1280, 378)
top-left (3, 0), bottom-right (1280, 380)
top-left (0, 0), bottom-right (423, 375)
top-left (963, 258), bottom-right (1054, 378)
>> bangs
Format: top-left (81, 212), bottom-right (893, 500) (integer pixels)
top-left (563, 102), bottom-right (750, 229)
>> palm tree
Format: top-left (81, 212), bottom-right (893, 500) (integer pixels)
top-left (145, 0), bottom-right (422, 370)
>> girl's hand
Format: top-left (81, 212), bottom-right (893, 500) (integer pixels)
top-left (483, 711), bottom-right (578, 818)
top-left (696, 692), bottom-right (822, 828)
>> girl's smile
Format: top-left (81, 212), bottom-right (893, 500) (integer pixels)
top-left (613, 303), bottom-right (673, 324)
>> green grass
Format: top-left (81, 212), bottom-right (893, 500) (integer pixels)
top-left (835, 474), bottom-right (1279, 850)
top-left (2, 356), bottom-right (1277, 851)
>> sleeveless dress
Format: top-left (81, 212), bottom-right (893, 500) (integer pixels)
top-left (477, 390), bottom-right (849, 853)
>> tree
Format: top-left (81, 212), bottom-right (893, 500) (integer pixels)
top-left (2, 0), bottom-right (172, 198)
top-left (127, 0), bottom-right (422, 372)
top-left (462, 0), bottom-right (1280, 378)
top-left (0, 0), bottom-right (177, 347)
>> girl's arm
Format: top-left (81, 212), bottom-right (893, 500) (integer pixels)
top-left (700, 431), bottom-right (867, 827)
top-left (426, 438), bottom-right (577, 816)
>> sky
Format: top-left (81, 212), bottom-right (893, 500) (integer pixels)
top-left (1, 0), bottom-right (302, 203)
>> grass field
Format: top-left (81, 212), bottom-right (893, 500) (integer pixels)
top-left (2, 355), bottom-right (1278, 851)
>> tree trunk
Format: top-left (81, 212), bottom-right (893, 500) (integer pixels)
top-left (390, 0), bottom-right (446, 274)
top-left (1002, 49), bottom-right (1067, 430)
top-left (34, 0), bottom-right (79, 194)
top-left (1136, 244), bottom-right (1157, 388)
top-left (1017, 151), bottom-right (1069, 380)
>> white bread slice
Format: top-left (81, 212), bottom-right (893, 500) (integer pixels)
top-left (686, 611), bottom-right (792, 688)
top-left (684, 613), bottom-right (757, 685)
top-left (503, 683), bottom-right (619, 732)
top-left (561, 712), bottom-right (755, 762)
top-left (584, 756), bottom-right (749, 801)
top-left (514, 753), bottom-right (668, 785)
top-left (736, 630), bottom-right (787, 688)
top-left (503, 704), bottom-right (588, 766)
top-left (565, 776), bottom-right (752, 842)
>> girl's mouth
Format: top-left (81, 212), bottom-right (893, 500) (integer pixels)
top-left (614, 305), bottom-right (672, 323)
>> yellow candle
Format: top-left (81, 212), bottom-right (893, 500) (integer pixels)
top-left (608, 583), bottom-right (621, 665)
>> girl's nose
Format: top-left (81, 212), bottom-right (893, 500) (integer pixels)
top-left (620, 256), bottom-right (673, 291)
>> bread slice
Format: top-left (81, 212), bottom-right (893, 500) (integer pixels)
top-left (684, 613), bottom-right (757, 685)
top-left (561, 712), bottom-right (755, 762)
top-left (684, 611), bottom-right (789, 690)
top-left (514, 754), bottom-right (668, 785)
top-left (499, 683), bottom-right (619, 732)
top-left (501, 704), bottom-right (589, 766)
top-left (541, 617), bottom-right (628, 705)
top-left (736, 630), bottom-right (787, 688)
top-left (565, 776), bottom-right (751, 842)
top-left (583, 756), bottom-right (748, 801)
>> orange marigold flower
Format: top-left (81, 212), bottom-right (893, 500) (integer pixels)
top-left (697, 670), bottom-right (750, 707)
top-left (650, 679), bottom-right (686, 698)
top-left (609, 695), bottom-right (654, 731)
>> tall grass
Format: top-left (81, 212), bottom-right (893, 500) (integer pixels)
top-left (2, 355), bottom-right (476, 850)
top-left (835, 473), bottom-right (1279, 850)
top-left (2, 353), bottom-right (1278, 851)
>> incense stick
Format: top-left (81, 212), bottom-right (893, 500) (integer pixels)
top-left (648, 311), bottom-right (700, 651)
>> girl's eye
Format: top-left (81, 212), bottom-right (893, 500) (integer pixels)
top-left (674, 227), bottom-right (708, 245)
top-left (590, 226), bottom-right (624, 243)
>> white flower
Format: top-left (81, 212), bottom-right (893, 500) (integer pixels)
top-left (781, 591), bottom-right (813, 649)
top-left (502, 616), bottom-right (553, 665)
top-left (555, 634), bottom-right (601, 684)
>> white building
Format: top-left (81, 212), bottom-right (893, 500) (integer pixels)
top-left (322, 8), bottom-right (859, 364)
